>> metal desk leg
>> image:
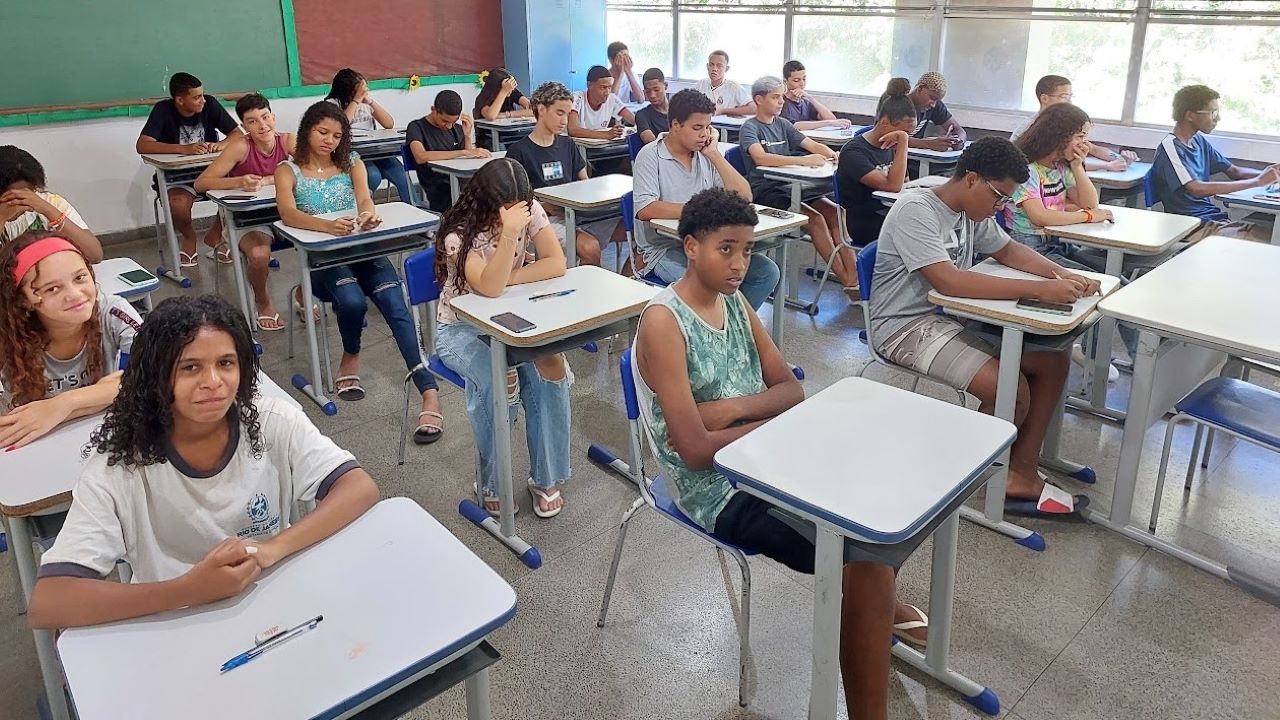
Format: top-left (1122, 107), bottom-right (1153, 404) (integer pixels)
top-left (782, 181), bottom-right (808, 311)
top-left (1270, 214), bottom-right (1280, 246)
top-left (808, 527), bottom-right (843, 720)
top-left (1070, 248), bottom-right (1128, 422)
top-left (450, 174), bottom-right (462, 203)
top-left (464, 666), bottom-right (493, 720)
top-left (771, 239), bottom-right (789, 350)
top-left (1040, 374), bottom-right (1097, 483)
top-left (890, 511), bottom-right (999, 715)
top-left (289, 250), bottom-right (337, 415)
top-left (153, 169), bottom-right (191, 288)
top-left (10, 517), bottom-right (71, 720)
top-left (564, 207), bottom-right (579, 267)
top-left (919, 158), bottom-right (932, 177)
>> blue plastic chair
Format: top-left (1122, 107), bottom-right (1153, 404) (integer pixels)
top-left (807, 172), bottom-right (866, 309)
top-left (854, 124), bottom-right (873, 137)
top-left (621, 191), bottom-right (670, 287)
top-left (588, 347), bottom-right (756, 707)
top-left (627, 132), bottom-right (646, 162)
top-left (1142, 166), bottom-right (1156, 209)
top-left (401, 144), bottom-right (424, 208)
top-left (725, 145), bottom-right (748, 177)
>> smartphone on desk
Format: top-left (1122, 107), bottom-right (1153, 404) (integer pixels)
top-left (220, 194), bottom-right (256, 201)
top-left (1016, 298), bottom-right (1074, 315)
top-left (491, 312), bottom-right (536, 333)
top-left (119, 268), bottom-right (158, 286)
top-left (758, 207), bottom-right (792, 220)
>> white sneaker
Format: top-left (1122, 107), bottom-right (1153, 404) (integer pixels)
top-left (1071, 344), bottom-right (1119, 383)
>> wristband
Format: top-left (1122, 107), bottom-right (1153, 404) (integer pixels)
top-left (49, 211), bottom-right (68, 229)
top-left (1083, 209), bottom-right (1095, 223)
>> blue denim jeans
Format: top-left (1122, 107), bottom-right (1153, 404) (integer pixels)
top-left (649, 246), bottom-right (780, 311)
top-left (310, 256), bottom-right (437, 394)
top-left (365, 157), bottom-right (413, 204)
top-left (436, 321), bottom-right (572, 492)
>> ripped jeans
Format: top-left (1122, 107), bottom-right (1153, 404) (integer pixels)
top-left (310, 256), bottom-right (437, 394)
top-left (436, 320), bottom-right (572, 492)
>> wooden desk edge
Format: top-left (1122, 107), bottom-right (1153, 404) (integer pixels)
top-left (1048, 223), bottom-right (1198, 253)
top-left (1, 492), bottom-right (73, 519)
top-left (453, 298), bottom-right (648, 347)
top-left (928, 294), bottom-right (1096, 334)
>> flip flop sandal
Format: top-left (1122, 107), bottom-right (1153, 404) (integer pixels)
top-left (178, 251), bottom-right (199, 268)
top-left (204, 242), bottom-right (233, 265)
top-left (413, 411), bottom-right (444, 445)
top-left (291, 284), bottom-right (321, 322)
top-left (892, 604), bottom-right (929, 648)
top-left (255, 313), bottom-right (284, 332)
top-left (334, 375), bottom-right (365, 401)
top-left (1005, 483), bottom-right (1089, 518)
top-left (473, 482), bottom-right (517, 518)
top-left (527, 478), bottom-right (563, 519)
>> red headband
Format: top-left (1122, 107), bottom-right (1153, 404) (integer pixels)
top-left (12, 237), bottom-right (79, 286)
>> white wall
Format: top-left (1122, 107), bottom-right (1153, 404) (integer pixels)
top-left (2, 84), bottom-right (479, 235)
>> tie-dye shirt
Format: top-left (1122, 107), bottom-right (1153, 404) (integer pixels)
top-left (1004, 160), bottom-right (1076, 236)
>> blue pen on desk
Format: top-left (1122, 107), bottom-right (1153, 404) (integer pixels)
top-left (220, 614), bottom-right (323, 673)
top-left (529, 289), bottom-right (576, 302)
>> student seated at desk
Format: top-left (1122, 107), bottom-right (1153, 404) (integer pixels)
top-left (474, 68), bottom-right (533, 121)
top-left (835, 84), bottom-right (915, 248)
top-left (693, 50), bottom-right (755, 118)
top-left (507, 81), bottom-right (621, 268)
top-left (1153, 84), bottom-right (1280, 242)
top-left (1010, 75), bottom-right (1137, 173)
top-left (275, 102), bottom-right (445, 443)
top-left (0, 146), bottom-right (102, 261)
top-left (135, 72), bottom-right (243, 267)
top-left (568, 65), bottom-right (636, 141)
top-left (740, 76), bottom-right (855, 300)
top-left (607, 41), bottom-right (643, 104)
top-left (634, 68), bottom-right (671, 145)
top-left (194, 93), bottom-right (298, 332)
top-left (433, 159), bottom-right (572, 519)
top-left (633, 90), bottom-right (775, 309)
top-left (0, 231), bottom-right (141, 450)
top-left (406, 90), bottom-right (491, 213)
top-left (326, 68), bottom-right (413, 204)
top-left (897, 73), bottom-right (967, 152)
top-left (780, 60), bottom-right (852, 132)
top-left (869, 137), bottom-right (1097, 516)
top-left (633, 188), bottom-right (926, 718)
top-left (27, 295), bottom-right (380, 629)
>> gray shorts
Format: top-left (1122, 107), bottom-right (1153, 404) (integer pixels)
top-left (877, 315), bottom-right (996, 390)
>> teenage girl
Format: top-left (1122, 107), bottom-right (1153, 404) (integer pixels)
top-left (326, 68), bottom-right (414, 204)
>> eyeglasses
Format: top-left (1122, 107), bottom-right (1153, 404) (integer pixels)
top-left (1049, 92), bottom-right (1074, 101)
top-left (1193, 110), bottom-right (1221, 120)
top-left (982, 179), bottom-right (1013, 209)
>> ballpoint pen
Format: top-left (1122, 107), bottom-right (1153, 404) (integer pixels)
top-left (529, 289), bottom-right (576, 301)
top-left (220, 615), bottom-right (324, 673)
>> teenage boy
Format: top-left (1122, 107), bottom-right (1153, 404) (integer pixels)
top-left (1010, 75), bottom-right (1137, 172)
top-left (194, 94), bottom-right (297, 331)
top-left (693, 51), bottom-right (754, 118)
top-left (568, 66), bottom-right (636, 140)
top-left (1153, 84), bottom-right (1279, 240)
top-left (780, 60), bottom-right (851, 131)
top-left (740, 76), bottom-right (856, 300)
top-left (136, 72), bottom-right (242, 267)
top-left (634, 187), bottom-right (926, 720)
top-left (607, 41), bottom-right (644, 104)
top-left (633, 90), bottom-right (778, 309)
top-left (634, 68), bottom-right (671, 144)
top-left (904, 72), bottom-right (967, 152)
top-left (508, 81), bottom-right (622, 267)
top-left (406, 89), bottom-right (490, 212)
top-left (870, 137), bottom-right (1097, 516)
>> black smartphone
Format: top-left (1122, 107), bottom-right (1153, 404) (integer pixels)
top-left (490, 312), bottom-right (536, 333)
top-left (119, 268), bottom-right (158, 286)
top-left (758, 207), bottom-right (792, 220)
top-left (221, 194), bottom-right (256, 201)
top-left (1016, 298), bottom-right (1074, 315)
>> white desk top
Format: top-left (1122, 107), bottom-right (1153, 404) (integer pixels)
top-left (59, 498), bottom-right (517, 720)
top-left (532, 173), bottom-right (632, 210)
top-left (873, 175), bottom-right (950, 204)
top-left (473, 116), bottom-right (537, 128)
top-left (350, 128), bottom-right (406, 143)
top-left (1044, 205), bottom-right (1199, 254)
top-left (95, 258), bottom-right (159, 299)
top-left (1099, 235), bottom-right (1280, 362)
top-left (449, 265), bottom-right (658, 347)
top-left (0, 373), bottom-right (297, 516)
top-left (207, 185), bottom-right (279, 210)
top-left (715, 377), bottom-right (1015, 543)
top-left (908, 145), bottom-right (965, 161)
top-left (272, 202), bottom-right (439, 250)
top-left (711, 115), bottom-right (746, 128)
top-left (1221, 185), bottom-right (1280, 210)
top-left (928, 259), bottom-right (1120, 335)
top-left (650, 203), bottom-right (808, 241)
top-left (425, 151), bottom-right (507, 174)
top-left (1087, 161), bottom-right (1152, 190)
top-left (759, 162), bottom-right (836, 180)
top-left (571, 130), bottom-right (634, 149)
top-left (803, 126), bottom-right (859, 145)
top-left (141, 152), bottom-right (221, 170)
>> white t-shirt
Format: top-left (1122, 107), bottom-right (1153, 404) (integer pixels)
top-left (327, 97), bottom-right (376, 131)
top-left (572, 91), bottom-right (627, 130)
top-left (2, 192), bottom-right (88, 244)
top-left (39, 397), bottom-right (359, 584)
top-left (693, 78), bottom-right (752, 111)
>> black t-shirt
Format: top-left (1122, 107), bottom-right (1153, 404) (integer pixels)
top-left (405, 117), bottom-right (465, 192)
top-left (139, 99), bottom-right (238, 145)
top-left (911, 100), bottom-right (952, 138)
top-left (634, 105), bottom-right (669, 138)
top-left (505, 134), bottom-right (586, 189)
top-left (836, 135), bottom-right (894, 244)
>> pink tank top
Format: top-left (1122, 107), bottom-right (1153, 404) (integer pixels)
top-left (232, 133), bottom-right (290, 177)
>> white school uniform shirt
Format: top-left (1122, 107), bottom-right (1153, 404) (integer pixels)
top-left (693, 78), bottom-right (752, 110)
top-left (572, 91), bottom-right (627, 130)
top-left (1, 192), bottom-right (88, 244)
top-left (327, 97), bottom-right (376, 131)
top-left (39, 397), bottom-right (359, 584)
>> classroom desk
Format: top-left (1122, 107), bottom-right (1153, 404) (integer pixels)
top-left (910, 145), bottom-right (965, 177)
top-left (650, 204), bottom-right (808, 352)
top-left (1220, 185), bottom-right (1280, 245)
top-left (94, 257), bottom-right (160, 311)
top-left (59, 498), bottom-right (516, 720)
top-left (1094, 236), bottom-right (1280, 599)
top-left (715, 378), bottom-right (1015, 718)
top-left (209, 186), bottom-right (282, 348)
top-left (0, 374), bottom-right (296, 720)
top-left (426, 151), bottom-right (507, 202)
top-left (1045, 206), bottom-right (1200, 420)
top-left (801, 125), bottom-right (861, 148)
top-left (272, 202), bottom-right (440, 415)
top-left (532, 173), bottom-right (632, 267)
top-left (929, 260), bottom-right (1120, 547)
top-left (572, 132), bottom-right (634, 166)
top-left (141, 151), bottom-right (221, 288)
top-left (473, 116), bottom-right (536, 152)
top-left (711, 114), bottom-right (746, 141)
top-left (757, 161), bottom-right (836, 316)
top-left (449, 267), bottom-right (658, 567)
top-left (872, 174), bottom-right (949, 206)
top-left (1087, 161), bottom-right (1153, 208)
top-left (351, 127), bottom-right (408, 164)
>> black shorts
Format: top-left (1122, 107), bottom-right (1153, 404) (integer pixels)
top-left (755, 184), bottom-right (831, 212)
top-left (713, 492), bottom-right (815, 574)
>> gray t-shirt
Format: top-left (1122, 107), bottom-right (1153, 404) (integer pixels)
top-left (868, 189), bottom-right (1010, 342)
top-left (1009, 115), bottom-right (1034, 142)
top-left (632, 134), bottom-right (726, 266)
top-left (738, 116), bottom-right (807, 197)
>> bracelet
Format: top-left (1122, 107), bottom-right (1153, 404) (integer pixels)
top-left (1082, 209), bottom-right (1095, 223)
top-left (48, 211), bottom-right (68, 229)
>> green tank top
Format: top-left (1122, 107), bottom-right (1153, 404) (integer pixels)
top-left (633, 286), bottom-right (764, 531)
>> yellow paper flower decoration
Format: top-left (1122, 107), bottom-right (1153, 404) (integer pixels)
top-left (408, 75), bottom-right (421, 91)
top-left (477, 70), bottom-right (490, 88)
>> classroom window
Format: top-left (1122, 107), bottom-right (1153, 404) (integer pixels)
top-left (790, 13), bottom-right (932, 97)
top-left (606, 3), bottom-right (675, 75)
top-left (677, 10), bottom-right (786, 86)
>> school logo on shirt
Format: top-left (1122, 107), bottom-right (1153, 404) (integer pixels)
top-left (247, 493), bottom-right (271, 523)
top-left (541, 161), bottom-right (564, 181)
top-left (238, 491), bottom-right (282, 539)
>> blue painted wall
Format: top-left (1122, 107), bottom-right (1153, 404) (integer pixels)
top-left (502, 0), bottom-right (606, 94)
